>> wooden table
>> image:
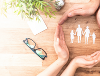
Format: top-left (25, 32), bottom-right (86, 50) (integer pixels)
top-left (0, 0), bottom-right (100, 76)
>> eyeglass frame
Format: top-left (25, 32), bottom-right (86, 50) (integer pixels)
top-left (23, 38), bottom-right (47, 60)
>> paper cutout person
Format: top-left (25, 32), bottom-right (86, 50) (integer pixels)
top-left (91, 32), bottom-right (96, 44)
top-left (75, 25), bottom-right (83, 43)
top-left (83, 26), bottom-right (90, 44)
top-left (70, 25), bottom-right (96, 44)
top-left (70, 30), bottom-right (76, 43)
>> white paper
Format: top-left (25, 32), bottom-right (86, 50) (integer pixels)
top-left (70, 30), bottom-right (75, 43)
top-left (91, 32), bottom-right (96, 44)
top-left (70, 25), bottom-right (96, 44)
top-left (84, 26), bottom-right (90, 44)
top-left (75, 25), bottom-right (83, 43)
top-left (27, 16), bottom-right (47, 35)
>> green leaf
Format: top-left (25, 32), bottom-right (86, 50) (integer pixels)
top-left (1, 0), bottom-right (57, 21)
top-left (46, 8), bottom-right (50, 13)
top-left (3, 13), bottom-right (7, 17)
top-left (14, 10), bottom-right (18, 13)
top-left (18, 10), bottom-right (21, 15)
top-left (16, 3), bottom-right (19, 7)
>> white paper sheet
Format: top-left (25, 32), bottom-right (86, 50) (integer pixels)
top-left (27, 16), bottom-right (47, 35)
top-left (70, 25), bottom-right (96, 44)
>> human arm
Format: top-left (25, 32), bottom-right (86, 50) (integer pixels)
top-left (90, 34), bottom-right (92, 36)
top-left (37, 59), bottom-right (67, 76)
top-left (74, 32), bottom-right (76, 35)
top-left (58, 0), bottom-right (100, 25)
top-left (82, 31), bottom-right (84, 35)
top-left (61, 51), bottom-right (100, 76)
top-left (37, 25), bottom-right (69, 76)
top-left (74, 29), bottom-right (78, 35)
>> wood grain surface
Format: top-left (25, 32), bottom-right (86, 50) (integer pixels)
top-left (0, 0), bottom-right (100, 76)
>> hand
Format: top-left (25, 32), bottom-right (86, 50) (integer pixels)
top-left (73, 51), bottom-right (100, 68)
top-left (54, 25), bottom-right (69, 62)
top-left (58, 0), bottom-right (100, 25)
top-left (96, 7), bottom-right (100, 28)
top-left (90, 35), bottom-right (92, 36)
top-left (74, 32), bottom-right (76, 35)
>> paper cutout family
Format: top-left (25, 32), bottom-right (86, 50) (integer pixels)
top-left (70, 25), bottom-right (96, 44)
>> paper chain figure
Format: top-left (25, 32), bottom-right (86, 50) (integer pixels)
top-left (70, 25), bottom-right (96, 44)
top-left (91, 32), bottom-right (96, 44)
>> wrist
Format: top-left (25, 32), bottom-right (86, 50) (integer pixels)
top-left (71, 58), bottom-right (79, 69)
top-left (57, 58), bottom-right (67, 65)
top-left (61, 59), bottom-right (78, 76)
top-left (57, 55), bottom-right (69, 64)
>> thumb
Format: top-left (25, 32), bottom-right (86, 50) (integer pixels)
top-left (68, 9), bottom-right (85, 17)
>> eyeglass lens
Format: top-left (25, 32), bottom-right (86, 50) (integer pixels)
top-left (25, 38), bottom-right (46, 59)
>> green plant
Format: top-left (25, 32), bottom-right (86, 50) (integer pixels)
top-left (1, 0), bottom-right (56, 20)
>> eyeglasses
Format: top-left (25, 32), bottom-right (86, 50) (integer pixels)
top-left (23, 38), bottom-right (47, 60)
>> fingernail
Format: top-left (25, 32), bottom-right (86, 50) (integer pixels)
top-left (68, 13), bottom-right (71, 16)
top-left (57, 38), bottom-right (59, 42)
top-left (58, 21), bottom-right (62, 25)
top-left (95, 60), bottom-right (98, 62)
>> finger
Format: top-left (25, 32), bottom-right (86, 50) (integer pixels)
top-left (89, 53), bottom-right (100, 66)
top-left (68, 9), bottom-right (86, 17)
top-left (86, 60), bottom-right (99, 68)
top-left (58, 12), bottom-right (68, 25)
top-left (84, 52), bottom-right (100, 62)
top-left (91, 51), bottom-right (100, 57)
top-left (54, 25), bottom-right (60, 42)
top-left (90, 60), bottom-right (99, 66)
top-left (85, 52), bottom-right (100, 61)
top-left (58, 4), bottom-right (83, 25)
top-left (98, 53), bottom-right (100, 62)
top-left (84, 55), bottom-right (93, 61)
top-left (54, 38), bottom-right (60, 47)
top-left (92, 52), bottom-right (100, 60)
top-left (85, 60), bottom-right (98, 66)
top-left (60, 26), bottom-right (65, 40)
top-left (93, 52), bottom-right (100, 63)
